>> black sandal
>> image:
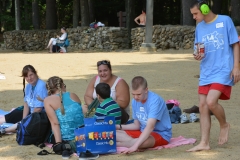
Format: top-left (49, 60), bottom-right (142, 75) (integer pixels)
top-left (37, 150), bottom-right (53, 156)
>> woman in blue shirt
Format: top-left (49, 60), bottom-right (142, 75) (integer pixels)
top-left (0, 65), bottom-right (48, 135)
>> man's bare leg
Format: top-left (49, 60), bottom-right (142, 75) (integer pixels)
top-left (207, 90), bottom-right (230, 145)
top-left (187, 94), bottom-right (211, 152)
top-left (116, 130), bottom-right (155, 149)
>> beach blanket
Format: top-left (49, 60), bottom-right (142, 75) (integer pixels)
top-left (0, 109), bottom-right (14, 128)
top-left (45, 136), bottom-right (196, 155)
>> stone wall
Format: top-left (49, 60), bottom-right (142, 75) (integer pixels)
top-left (2, 25), bottom-right (240, 51)
top-left (131, 25), bottom-right (240, 50)
top-left (2, 27), bottom-right (129, 51)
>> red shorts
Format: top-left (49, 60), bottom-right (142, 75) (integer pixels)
top-left (198, 83), bottom-right (232, 100)
top-left (124, 130), bottom-right (168, 148)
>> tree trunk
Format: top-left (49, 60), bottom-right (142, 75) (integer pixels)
top-left (15, 0), bottom-right (21, 30)
top-left (32, 0), bottom-right (40, 29)
top-left (181, 0), bottom-right (195, 26)
top-left (231, 0), bottom-right (240, 25)
top-left (125, 0), bottom-right (135, 48)
top-left (46, 0), bottom-right (57, 29)
top-left (88, 0), bottom-right (95, 23)
top-left (73, 0), bottom-right (80, 28)
top-left (211, 0), bottom-right (222, 14)
top-left (80, 0), bottom-right (90, 26)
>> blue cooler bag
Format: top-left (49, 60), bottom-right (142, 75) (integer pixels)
top-left (74, 116), bottom-right (117, 155)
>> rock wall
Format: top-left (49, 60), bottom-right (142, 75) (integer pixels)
top-left (2, 26), bottom-right (240, 51)
top-left (2, 27), bottom-right (129, 51)
top-left (131, 25), bottom-right (240, 50)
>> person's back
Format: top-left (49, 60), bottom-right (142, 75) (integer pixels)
top-left (94, 83), bottom-right (121, 124)
top-left (55, 92), bottom-right (84, 140)
top-left (134, 9), bottom-right (146, 26)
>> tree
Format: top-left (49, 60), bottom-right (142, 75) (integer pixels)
top-left (15, 0), bottom-right (21, 30)
top-left (88, 0), bottom-right (95, 23)
top-left (80, 0), bottom-right (90, 26)
top-left (32, 0), bottom-right (40, 29)
top-left (211, 0), bottom-right (222, 14)
top-left (125, 0), bottom-right (135, 47)
top-left (46, 0), bottom-right (57, 29)
top-left (230, 0), bottom-right (240, 25)
top-left (181, 0), bottom-right (195, 26)
top-left (73, 0), bottom-right (80, 28)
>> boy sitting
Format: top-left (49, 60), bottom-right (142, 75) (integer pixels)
top-left (116, 76), bottom-right (172, 153)
top-left (95, 83), bottom-right (122, 124)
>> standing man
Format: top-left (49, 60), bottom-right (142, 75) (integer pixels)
top-left (188, 0), bottom-right (240, 152)
top-left (116, 76), bottom-right (172, 154)
top-left (134, 9), bottom-right (146, 27)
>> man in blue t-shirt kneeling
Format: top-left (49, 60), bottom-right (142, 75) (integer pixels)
top-left (116, 76), bottom-right (172, 154)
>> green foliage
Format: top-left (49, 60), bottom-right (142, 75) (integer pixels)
top-left (0, 14), bottom-right (15, 31)
top-left (0, 0), bottom-right (238, 32)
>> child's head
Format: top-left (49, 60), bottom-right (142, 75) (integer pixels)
top-left (96, 83), bottom-right (111, 100)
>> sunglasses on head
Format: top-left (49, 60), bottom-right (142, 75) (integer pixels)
top-left (97, 60), bottom-right (110, 66)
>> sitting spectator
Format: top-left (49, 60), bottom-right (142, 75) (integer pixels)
top-left (95, 83), bottom-right (122, 124)
top-left (0, 65), bottom-right (47, 135)
top-left (45, 27), bottom-right (67, 53)
top-left (44, 76), bottom-right (84, 159)
top-left (116, 76), bottom-right (172, 154)
top-left (84, 60), bottom-right (130, 124)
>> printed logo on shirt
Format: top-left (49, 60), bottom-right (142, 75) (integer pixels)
top-left (216, 22), bottom-right (224, 28)
top-left (136, 112), bottom-right (147, 125)
top-left (140, 107), bottom-right (144, 112)
top-left (202, 31), bottom-right (224, 51)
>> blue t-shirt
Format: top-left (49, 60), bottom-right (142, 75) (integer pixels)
top-left (132, 91), bottom-right (172, 142)
top-left (24, 79), bottom-right (48, 113)
top-left (55, 92), bottom-right (84, 141)
top-left (194, 15), bottom-right (239, 86)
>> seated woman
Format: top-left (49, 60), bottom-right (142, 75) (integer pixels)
top-left (44, 76), bottom-right (84, 158)
top-left (45, 27), bottom-right (67, 53)
top-left (0, 65), bottom-right (48, 135)
top-left (84, 60), bottom-right (130, 124)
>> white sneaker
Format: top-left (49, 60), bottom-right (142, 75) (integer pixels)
top-left (180, 114), bottom-right (189, 124)
top-left (189, 113), bottom-right (199, 122)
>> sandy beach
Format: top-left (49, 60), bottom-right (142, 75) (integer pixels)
top-left (0, 49), bottom-right (239, 160)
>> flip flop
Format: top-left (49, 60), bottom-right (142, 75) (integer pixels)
top-left (37, 149), bottom-right (52, 156)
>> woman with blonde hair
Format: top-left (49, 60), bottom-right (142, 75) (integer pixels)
top-left (44, 76), bottom-right (84, 159)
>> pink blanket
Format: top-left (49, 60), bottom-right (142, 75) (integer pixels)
top-left (45, 136), bottom-right (196, 154)
top-left (116, 136), bottom-right (196, 153)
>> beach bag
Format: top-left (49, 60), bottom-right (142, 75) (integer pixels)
top-left (166, 99), bottom-right (182, 124)
top-left (16, 111), bottom-right (51, 145)
top-left (85, 98), bottom-right (100, 118)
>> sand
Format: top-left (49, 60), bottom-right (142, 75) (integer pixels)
top-left (0, 49), bottom-right (240, 160)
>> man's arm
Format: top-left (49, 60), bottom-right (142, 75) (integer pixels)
top-left (231, 43), bottom-right (240, 84)
top-left (122, 118), bottom-right (157, 154)
top-left (116, 119), bottom-right (140, 130)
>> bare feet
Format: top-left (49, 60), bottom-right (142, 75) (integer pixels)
top-left (186, 143), bottom-right (210, 152)
top-left (218, 123), bottom-right (230, 145)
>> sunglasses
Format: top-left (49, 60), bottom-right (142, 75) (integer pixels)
top-left (63, 84), bottom-right (66, 88)
top-left (97, 60), bottom-right (110, 66)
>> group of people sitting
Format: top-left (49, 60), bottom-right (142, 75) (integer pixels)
top-left (0, 60), bottom-right (172, 157)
